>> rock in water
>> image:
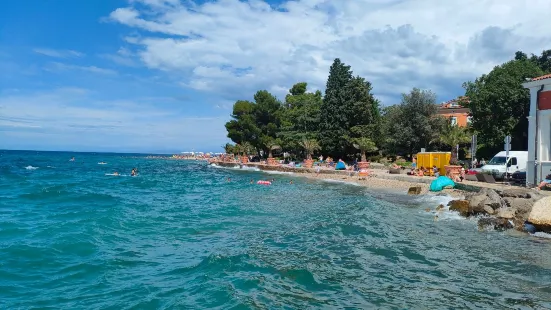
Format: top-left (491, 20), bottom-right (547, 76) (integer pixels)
top-left (496, 207), bottom-right (516, 219)
top-left (408, 186), bottom-right (422, 195)
top-left (468, 194), bottom-right (487, 213)
top-left (483, 205), bottom-right (495, 215)
top-left (505, 198), bottom-right (534, 219)
top-left (528, 197), bottom-right (551, 231)
top-left (478, 218), bottom-right (513, 231)
top-left (449, 200), bottom-right (470, 216)
top-left (436, 204), bottom-right (444, 211)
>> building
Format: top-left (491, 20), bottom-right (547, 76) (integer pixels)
top-left (436, 96), bottom-right (471, 127)
top-left (522, 73), bottom-right (551, 187)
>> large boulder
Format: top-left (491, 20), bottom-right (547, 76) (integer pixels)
top-left (527, 197), bottom-right (551, 231)
top-left (496, 207), bottom-right (516, 219)
top-left (468, 194), bottom-right (487, 213)
top-left (504, 197), bottom-right (534, 218)
top-left (449, 200), bottom-right (470, 216)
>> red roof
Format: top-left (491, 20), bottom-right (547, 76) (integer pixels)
top-left (532, 74), bottom-right (551, 81)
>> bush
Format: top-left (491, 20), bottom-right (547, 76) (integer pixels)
top-left (368, 155), bottom-right (383, 163)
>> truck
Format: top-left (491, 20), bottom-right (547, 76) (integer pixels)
top-left (481, 151), bottom-right (528, 180)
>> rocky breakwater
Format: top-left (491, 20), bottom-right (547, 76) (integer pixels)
top-left (448, 188), bottom-right (546, 233)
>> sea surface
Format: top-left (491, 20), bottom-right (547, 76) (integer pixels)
top-left (1, 150), bottom-right (551, 309)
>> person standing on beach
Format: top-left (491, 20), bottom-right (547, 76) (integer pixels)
top-left (432, 165), bottom-right (439, 177)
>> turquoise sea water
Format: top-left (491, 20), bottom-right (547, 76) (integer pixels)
top-left (1, 150), bottom-right (551, 309)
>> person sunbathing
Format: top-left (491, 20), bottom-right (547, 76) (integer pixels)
top-left (537, 174), bottom-right (551, 190)
top-left (417, 168), bottom-right (424, 177)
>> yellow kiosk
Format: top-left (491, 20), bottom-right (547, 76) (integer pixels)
top-left (415, 152), bottom-right (451, 176)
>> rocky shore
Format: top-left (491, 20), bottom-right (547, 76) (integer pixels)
top-left (448, 188), bottom-right (551, 233)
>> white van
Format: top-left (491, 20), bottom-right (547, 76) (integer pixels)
top-left (481, 151), bottom-right (528, 179)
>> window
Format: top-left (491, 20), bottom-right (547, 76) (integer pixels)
top-left (450, 116), bottom-right (457, 126)
top-left (467, 116), bottom-right (473, 124)
top-left (510, 157), bottom-right (517, 166)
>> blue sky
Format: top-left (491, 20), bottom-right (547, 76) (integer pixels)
top-left (1, 0), bottom-right (550, 153)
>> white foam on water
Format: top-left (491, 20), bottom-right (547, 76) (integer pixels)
top-left (240, 166), bottom-right (261, 171)
top-left (264, 170), bottom-right (294, 175)
top-left (25, 166), bottom-right (38, 170)
top-left (208, 163), bottom-right (260, 172)
top-left (413, 193), bottom-right (458, 208)
top-left (321, 178), bottom-right (361, 186)
top-left (105, 173), bottom-right (126, 176)
top-left (532, 232), bottom-right (551, 239)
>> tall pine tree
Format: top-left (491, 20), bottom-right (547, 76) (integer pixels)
top-left (319, 58), bottom-right (380, 159)
top-left (319, 59), bottom-right (354, 158)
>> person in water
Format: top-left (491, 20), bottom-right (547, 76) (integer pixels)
top-left (113, 171), bottom-right (119, 176)
top-left (131, 169), bottom-right (136, 176)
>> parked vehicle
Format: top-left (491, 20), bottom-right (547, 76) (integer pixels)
top-left (481, 151), bottom-right (528, 180)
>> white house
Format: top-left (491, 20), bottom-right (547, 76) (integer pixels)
top-left (523, 73), bottom-right (551, 186)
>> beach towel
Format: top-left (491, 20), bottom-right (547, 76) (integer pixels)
top-left (429, 176), bottom-right (455, 192)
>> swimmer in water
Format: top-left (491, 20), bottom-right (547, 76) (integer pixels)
top-left (289, 180), bottom-right (293, 184)
top-left (250, 179), bottom-right (254, 184)
top-left (70, 157), bottom-right (75, 162)
top-left (131, 169), bottom-right (136, 176)
top-left (113, 171), bottom-right (119, 176)
top-left (227, 177), bottom-right (231, 182)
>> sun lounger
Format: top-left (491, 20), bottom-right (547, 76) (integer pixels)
top-left (475, 173), bottom-right (496, 183)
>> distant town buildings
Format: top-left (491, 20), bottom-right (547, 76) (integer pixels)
top-left (436, 96), bottom-right (471, 127)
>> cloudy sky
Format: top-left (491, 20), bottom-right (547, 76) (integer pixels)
top-left (2, 0), bottom-right (551, 153)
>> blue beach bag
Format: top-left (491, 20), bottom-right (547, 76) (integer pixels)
top-left (429, 176), bottom-right (455, 192)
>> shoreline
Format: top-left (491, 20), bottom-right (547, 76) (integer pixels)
top-left (209, 161), bottom-right (467, 200)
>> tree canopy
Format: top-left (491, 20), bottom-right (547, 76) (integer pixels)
top-left (463, 59), bottom-right (544, 156)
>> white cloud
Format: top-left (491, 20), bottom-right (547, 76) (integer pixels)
top-left (33, 48), bottom-right (84, 58)
top-left (45, 62), bottom-right (118, 75)
top-left (99, 47), bottom-right (139, 67)
top-left (108, 0), bottom-right (551, 102)
top-left (0, 88), bottom-right (229, 152)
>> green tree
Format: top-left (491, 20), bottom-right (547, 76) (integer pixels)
top-left (280, 82), bottom-right (322, 153)
top-left (382, 88), bottom-right (444, 157)
top-left (253, 90), bottom-right (282, 154)
top-left (352, 137), bottom-right (378, 162)
top-left (263, 137), bottom-right (282, 158)
top-left (319, 58), bottom-right (380, 159)
top-left (225, 100), bottom-right (261, 146)
top-left (463, 59), bottom-right (544, 155)
top-left (223, 143), bottom-right (236, 154)
top-left (432, 122), bottom-right (471, 165)
top-left (299, 138), bottom-right (321, 160)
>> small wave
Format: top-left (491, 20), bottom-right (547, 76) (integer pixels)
top-left (46, 166), bottom-right (55, 168)
top-left (413, 193), bottom-right (456, 207)
top-left (98, 162), bottom-right (107, 165)
top-left (321, 178), bottom-right (361, 186)
top-left (105, 173), bottom-right (127, 176)
top-left (240, 166), bottom-right (261, 172)
top-left (264, 170), bottom-right (294, 175)
top-left (208, 163), bottom-right (261, 172)
top-left (532, 232), bottom-right (551, 239)
top-left (25, 165), bottom-right (38, 170)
